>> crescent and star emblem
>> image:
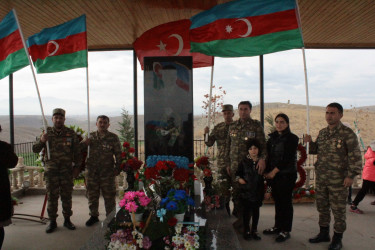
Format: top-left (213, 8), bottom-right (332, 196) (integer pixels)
top-left (47, 40), bottom-right (59, 56)
top-left (156, 34), bottom-right (184, 56)
top-left (235, 18), bottom-right (252, 37)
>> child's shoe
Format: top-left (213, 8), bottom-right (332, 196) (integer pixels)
top-left (350, 205), bottom-right (364, 214)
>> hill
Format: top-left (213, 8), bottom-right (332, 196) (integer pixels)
top-left (1, 103), bottom-right (374, 148)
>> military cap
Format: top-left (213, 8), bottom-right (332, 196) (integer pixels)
top-left (52, 108), bottom-right (65, 117)
top-left (222, 104), bottom-right (233, 112)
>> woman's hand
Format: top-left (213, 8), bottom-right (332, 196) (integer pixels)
top-left (238, 178), bottom-right (246, 185)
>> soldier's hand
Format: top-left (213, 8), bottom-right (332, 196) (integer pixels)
top-left (238, 178), bottom-right (246, 185)
top-left (204, 126), bottom-right (209, 134)
top-left (343, 177), bottom-right (353, 187)
top-left (303, 134), bottom-right (312, 143)
top-left (256, 159), bottom-right (266, 175)
top-left (40, 133), bottom-right (48, 143)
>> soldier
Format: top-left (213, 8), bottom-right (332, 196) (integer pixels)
top-left (32, 108), bottom-right (81, 233)
top-left (305, 103), bottom-right (362, 250)
top-left (225, 101), bottom-right (266, 221)
top-left (204, 104), bottom-right (234, 210)
top-left (81, 115), bottom-right (122, 226)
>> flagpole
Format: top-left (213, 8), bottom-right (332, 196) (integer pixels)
top-left (13, 9), bottom-right (50, 159)
top-left (302, 47), bottom-right (310, 152)
top-left (85, 46), bottom-right (90, 158)
top-left (205, 59), bottom-right (215, 143)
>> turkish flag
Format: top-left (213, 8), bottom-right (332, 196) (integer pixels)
top-left (133, 19), bottom-right (213, 70)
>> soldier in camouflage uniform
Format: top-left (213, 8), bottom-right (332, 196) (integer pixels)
top-left (81, 115), bottom-right (122, 227)
top-left (32, 108), bottom-right (81, 233)
top-left (225, 101), bottom-right (266, 223)
top-left (305, 103), bottom-right (362, 250)
top-left (204, 104), bottom-right (234, 207)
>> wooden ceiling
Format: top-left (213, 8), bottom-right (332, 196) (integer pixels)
top-left (1, 0), bottom-right (375, 51)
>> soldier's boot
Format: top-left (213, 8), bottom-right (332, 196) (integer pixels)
top-left (309, 226), bottom-right (330, 243)
top-left (85, 216), bottom-right (99, 227)
top-left (45, 220), bottom-right (57, 234)
top-left (328, 232), bottom-right (343, 250)
top-left (63, 217), bottom-right (76, 230)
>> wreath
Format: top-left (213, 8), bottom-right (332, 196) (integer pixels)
top-left (294, 144), bottom-right (307, 189)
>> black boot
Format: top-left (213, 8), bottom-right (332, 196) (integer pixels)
top-left (63, 217), bottom-right (76, 230)
top-left (328, 232), bottom-right (343, 250)
top-left (45, 220), bottom-right (57, 233)
top-left (85, 216), bottom-right (99, 227)
top-left (309, 226), bottom-right (330, 243)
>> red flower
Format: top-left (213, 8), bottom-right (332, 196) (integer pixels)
top-left (196, 156), bottom-right (209, 168)
top-left (294, 194), bottom-right (301, 199)
top-left (203, 168), bottom-right (212, 177)
top-left (188, 163), bottom-right (194, 168)
top-left (156, 161), bottom-right (168, 171)
top-left (123, 142), bottom-right (130, 148)
top-left (310, 190), bottom-right (315, 195)
top-left (168, 217), bottom-right (177, 227)
top-left (166, 161), bottom-right (177, 169)
top-left (300, 190), bottom-right (306, 196)
top-left (121, 152), bottom-right (127, 158)
top-left (145, 167), bottom-right (159, 180)
top-left (173, 168), bottom-right (190, 182)
top-left (128, 147), bottom-right (135, 153)
top-left (139, 222), bottom-right (145, 229)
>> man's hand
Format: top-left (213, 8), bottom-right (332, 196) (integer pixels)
top-left (303, 134), bottom-right (312, 143)
top-left (256, 159), bottom-right (266, 174)
top-left (204, 126), bottom-right (209, 134)
top-left (72, 168), bottom-right (80, 178)
top-left (40, 132), bottom-right (48, 143)
top-left (343, 177), bottom-right (353, 187)
top-left (82, 138), bottom-right (91, 146)
top-left (238, 178), bottom-right (246, 185)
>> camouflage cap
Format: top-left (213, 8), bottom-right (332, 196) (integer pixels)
top-left (52, 108), bottom-right (65, 117)
top-left (222, 104), bottom-right (233, 112)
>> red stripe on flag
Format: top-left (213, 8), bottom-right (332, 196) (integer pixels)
top-left (28, 32), bottom-right (87, 61)
top-left (190, 9), bottom-right (299, 43)
top-left (0, 30), bottom-right (24, 61)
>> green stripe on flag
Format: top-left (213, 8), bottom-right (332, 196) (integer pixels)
top-left (190, 29), bottom-right (303, 57)
top-left (0, 49), bottom-right (29, 80)
top-left (34, 50), bottom-right (87, 73)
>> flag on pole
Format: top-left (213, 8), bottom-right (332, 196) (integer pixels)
top-left (133, 19), bottom-right (213, 70)
top-left (0, 10), bottom-right (29, 80)
top-left (190, 0), bottom-right (304, 57)
top-left (27, 15), bottom-right (87, 73)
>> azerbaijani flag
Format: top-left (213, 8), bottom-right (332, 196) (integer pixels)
top-left (27, 15), bottom-right (87, 73)
top-left (190, 0), bottom-right (304, 57)
top-left (0, 10), bottom-right (29, 80)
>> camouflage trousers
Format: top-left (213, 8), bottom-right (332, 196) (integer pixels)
top-left (86, 169), bottom-right (116, 217)
top-left (316, 178), bottom-right (347, 233)
top-left (45, 169), bottom-right (73, 220)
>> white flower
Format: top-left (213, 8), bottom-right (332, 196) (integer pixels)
top-left (305, 191), bottom-right (310, 195)
top-left (194, 242), bottom-right (200, 248)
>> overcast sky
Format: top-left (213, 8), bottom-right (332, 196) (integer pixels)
top-left (0, 48), bottom-right (374, 117)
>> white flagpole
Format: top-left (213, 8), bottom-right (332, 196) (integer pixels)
top-left (13, 9), bottom-right (50, 159)
top-left (205, 59), bottom-right (214, 142)
top-left (86, 57), bottom-right (90, 158)
top-left (302, 47), bottom-right (310, 137)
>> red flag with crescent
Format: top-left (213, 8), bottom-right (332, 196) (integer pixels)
top-left (133, 19), bottom-right (213, 70)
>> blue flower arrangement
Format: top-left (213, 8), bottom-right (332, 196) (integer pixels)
top-left (146, 155), bottom-right (190, 169)
top-left (160, 189), bottom-right (195, 214)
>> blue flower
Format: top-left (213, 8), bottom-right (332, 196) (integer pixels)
top-left (174, 190), bottom-right (186, 200)
top-left (187, 197), bottom-right (195, 206)
top-left (160, 197), bottom-right (169, 206)
top-left (166, 201), bottom-right (178, 211)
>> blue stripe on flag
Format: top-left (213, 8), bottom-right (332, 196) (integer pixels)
top-left (190, 0), bottom-right (296, 29)
top-left (0, 10), bottom-right (18, 40)
top-left (27, 15), bottom-right (86, 47)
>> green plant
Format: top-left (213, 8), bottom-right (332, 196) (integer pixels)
top-left (117, 107), bottom-right (135, 146)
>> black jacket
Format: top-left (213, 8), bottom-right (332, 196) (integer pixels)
top-left (0, 141), bottom-right (18, 222)
top-left (236, 157), bottom-right (265, 206)
top-left (266, 129), bottom-right (299, 175)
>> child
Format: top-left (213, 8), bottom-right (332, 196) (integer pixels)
top-left (235, 139), bottom-right (265, 240)
top-left (350, 140), bottom-right (375, 213)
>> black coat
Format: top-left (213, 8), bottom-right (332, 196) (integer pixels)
top-left (236, 157), bottom-right (265, 206)
top-left (266, 129), bottom-right (299, 175)
top-left (0, 141), bottom-right (18, 223)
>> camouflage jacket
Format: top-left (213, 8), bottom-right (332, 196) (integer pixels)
top-left (32, 126), bottom-right (81, 170)
top-left (205, 122), bottom-right (230, 168)
top-left (309, 122), bottom-right (362, 179)
top-left (81, 130), bottom-right (122, 172)
top-left (225, 118), bottom-right (267, 172)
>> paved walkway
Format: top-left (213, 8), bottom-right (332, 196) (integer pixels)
top-left (3, 193), bottom-right (375, 250)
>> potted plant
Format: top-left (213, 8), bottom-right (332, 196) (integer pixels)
top-left (160, 189), bottom-right (195, 221)
top-left (119, 190), bottom-right (152, 222)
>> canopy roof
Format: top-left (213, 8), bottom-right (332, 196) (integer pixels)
top-left (1, 0), bottom-right (374, 50)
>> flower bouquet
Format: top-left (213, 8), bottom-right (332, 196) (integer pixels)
top-left (160, 189), bottom-right (195, 216)
top-left (108, 228), bottom-right (152, 250)
top-left (293, 184), bottom-right (316, 203)
top-left (163, 223), bottom-right (200, 250)
top-left (119, 190), bottom-right (152, 222)
top-left (120, 142), bottom-right (143, 191)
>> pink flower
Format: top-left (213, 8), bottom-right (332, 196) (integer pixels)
top-left (139, 196), bottom-right (151, 206)
top-left (119, 199), bottom-right (126, 208)
top-left (124, 191), bottom-right (136, 201)
top-left (135, 191), bottom-right (145, 197)
top-left (125, 201), bottom-right (138, 212)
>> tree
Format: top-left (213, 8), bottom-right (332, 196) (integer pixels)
top-left (201, 85), bottom-right (226, 126)
top-left (117, 108), bottom-right (135, 146)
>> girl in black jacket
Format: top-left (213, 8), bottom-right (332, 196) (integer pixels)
top-left (235, 139), bottom-right (265, 240)
top-left (263, 113), bottom-right (298, 242)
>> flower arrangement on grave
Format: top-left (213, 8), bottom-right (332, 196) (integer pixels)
top-left (107, 228), bottom-right (152, 250)
top-left (120, 142), bottom-right (143, 191)
top-left (293, 184), bottom-right (316, 200)
top-left (119, 190), bottom-right (152, 215)
top-left (163, 223), bottom-right (200, 250)
top-left (160, 189), bottom-right (195, 215)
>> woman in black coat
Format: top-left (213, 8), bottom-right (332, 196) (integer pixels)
top-left (0, 124), bottom-right (19, 249)
top-left (263, 113), bottom-right (298, 242)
